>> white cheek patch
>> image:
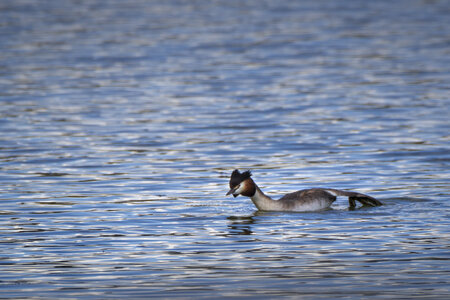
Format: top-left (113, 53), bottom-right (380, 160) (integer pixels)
top-left (234, 184), bottom-right (245, 195)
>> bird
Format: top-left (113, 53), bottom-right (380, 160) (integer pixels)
top-left (226, 169), bottom-right (382, 212)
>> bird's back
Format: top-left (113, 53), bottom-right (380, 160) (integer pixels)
top-left (278, 188), bottom-right (337, 211)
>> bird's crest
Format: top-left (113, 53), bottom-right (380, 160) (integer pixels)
top-left (229, 169), bottom-right (252, 188)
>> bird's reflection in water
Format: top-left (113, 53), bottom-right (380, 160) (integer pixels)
top-left (226, 215), bottom-right (254, 235)
top-left (226, 212), bottom-right (268, 236)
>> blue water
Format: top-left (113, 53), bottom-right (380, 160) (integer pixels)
top-left (1, 0), bottom-right (449, 298)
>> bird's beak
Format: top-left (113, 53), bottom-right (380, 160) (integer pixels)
top-left (226, 186), bottom-right (238, 196)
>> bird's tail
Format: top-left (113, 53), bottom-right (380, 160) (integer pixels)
top-left (327, 189), bottom-right (383, 208)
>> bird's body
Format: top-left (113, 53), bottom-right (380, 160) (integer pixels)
top-left (226, 170), bottom-right (382, 212)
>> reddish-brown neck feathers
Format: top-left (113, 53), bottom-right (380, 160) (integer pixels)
top-left (241, 178), bottom-right (256, 197)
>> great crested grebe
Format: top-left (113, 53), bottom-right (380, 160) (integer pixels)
top-left (226, 169), bottom-right (382, 212)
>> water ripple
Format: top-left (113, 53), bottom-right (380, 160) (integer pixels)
top-left (1, 0), bottom-right (450, 299)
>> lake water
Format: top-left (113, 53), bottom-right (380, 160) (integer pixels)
top-left (1, 0), bottom-right (449, 298)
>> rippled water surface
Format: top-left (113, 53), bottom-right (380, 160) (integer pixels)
top-left (1, 0), bottom-right (449, 298)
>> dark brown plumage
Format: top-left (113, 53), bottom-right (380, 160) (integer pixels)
top-left (278, 188), bottom-right (383, 208)
top-left (229, 169), bottom-right (252, 189)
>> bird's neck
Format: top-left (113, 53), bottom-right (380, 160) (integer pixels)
top-left (250, 184), bottom-right (281, 211)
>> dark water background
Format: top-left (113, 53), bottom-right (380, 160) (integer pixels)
top-left (1, 0), bottom-right (449, 298)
